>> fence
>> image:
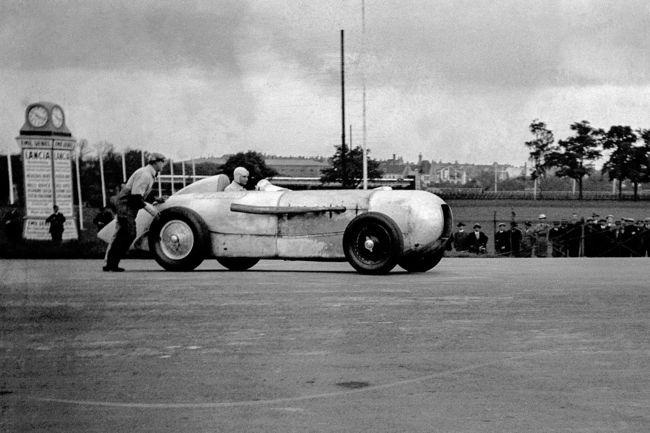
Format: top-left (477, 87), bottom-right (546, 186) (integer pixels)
top-left (432, 189), bottom-right (650, 201)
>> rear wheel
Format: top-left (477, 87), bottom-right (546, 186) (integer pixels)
top-left (343, 212), bottom-right (403, 274)
top-left (399, 249), bottom-right (445, 273)
top-left (216, 257), bottom-right (260, 271)
top-left (149, 207), bottom-right (208, 271)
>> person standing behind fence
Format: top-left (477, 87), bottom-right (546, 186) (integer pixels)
top-left (509, 221), bottom-right (522, 257)
top-left (520, 221), bottom-right (535, 257)
top-left (494, 222), bottom-right (511, 256)
top-left (45, 205), bottom-right (65, 246)
top-left (593, 218), bottom-right (614, 257)
top-left (583, 217), bottom-right (597, 257)
top-left (467, 223), bottom-right (488, 254)
top-left (612, 220), bottom-right (625, 257)
top-left (548, 220), bottom-right (565, 257)
top-left (533, 214), bottom-right (549, 257)
top-left (622, 217), bottom-right (642, 257)
top-left (449, 222), bottom-right (470, 252)
top-left (103, 153), bottom-right (167, 272)
top-left (565, 213), bottom-right (582, 257)
top-left (642, 217), bottom-right (650, 257)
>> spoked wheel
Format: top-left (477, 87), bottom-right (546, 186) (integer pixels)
top-left (149, 207), bottom-right (208, 271)
top-left (343, 212), bottom-right (403, 274)
top-left (216, 257), bottom-right (260, 271)
top-left (399, 248), bottom-right (445, 273)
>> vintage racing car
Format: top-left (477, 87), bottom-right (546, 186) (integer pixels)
top-left (98, 176), bottom-right (453, 274)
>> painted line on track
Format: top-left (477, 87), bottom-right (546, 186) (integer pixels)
top-left (30, 350), bottom-right (547, 409)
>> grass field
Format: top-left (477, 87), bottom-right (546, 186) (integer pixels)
top-left (2, 199), bottom-right (649, 258)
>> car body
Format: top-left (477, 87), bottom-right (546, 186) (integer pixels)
top-left (98, 175), bottom-right (454, 274)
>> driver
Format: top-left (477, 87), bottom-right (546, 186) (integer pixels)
top-left (225, 167), bottom-right (249, 192)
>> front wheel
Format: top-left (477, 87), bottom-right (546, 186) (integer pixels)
top-left (216, 257), bottom-right (260, 271)
top-left (399, 249), bottom-right (445, 273)
top-left (148, 207), bottom-right (209, 271)
top-left (343, 212), bottom-right (404, 274)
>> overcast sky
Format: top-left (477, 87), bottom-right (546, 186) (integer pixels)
top-left (2, 0), bottom-right (650, 165)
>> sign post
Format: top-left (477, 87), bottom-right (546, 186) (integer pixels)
top-left (16, 102), bottom-right (78, 241)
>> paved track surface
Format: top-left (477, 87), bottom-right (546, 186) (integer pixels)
top-left (1, 258), bottom-right (649, 432)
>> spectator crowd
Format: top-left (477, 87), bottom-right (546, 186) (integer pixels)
top-left (448, 213), bottom-right (650, 258)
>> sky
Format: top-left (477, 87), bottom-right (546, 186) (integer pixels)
top-left (2, 0), bottom-right (650, 166)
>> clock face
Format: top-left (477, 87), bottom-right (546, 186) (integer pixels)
top-left (28, 105), bottom-right (49, 128)
top-left (51, 106), bottom-right (64, 128)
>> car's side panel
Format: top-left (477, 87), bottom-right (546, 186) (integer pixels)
top-left (275, 190), bottom-right (370, 258)
top-left (164, 191), bottom-right (283, 257)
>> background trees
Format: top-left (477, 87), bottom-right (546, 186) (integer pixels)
top-left (524, 119), bottom-right (554, 196)
top-left (525, 119), bottom-right (650, 200)
top-left (545, 121), bottom-right (603, 200)
top-left (320, 145), bottom-right (382, 188)
top-left (601, 126), bottom-right (638, 199)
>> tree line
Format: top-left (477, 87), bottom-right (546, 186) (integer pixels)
top-left (526, 120), bottom-right (650, 200)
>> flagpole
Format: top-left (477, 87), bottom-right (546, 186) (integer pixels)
top-left (7, 154), bottom-right (14, 204)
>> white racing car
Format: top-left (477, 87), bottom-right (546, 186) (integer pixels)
top-left (98, 176), bottom-right (453, 274)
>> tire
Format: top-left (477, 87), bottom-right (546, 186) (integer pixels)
top-left (399, 249), bottom-right (445, 273)
top-left (343, 212), bottom-right (404, 274)
top-left (216, 257), bottom-right (260, 271)
top-left (148, 207), bottom-right (209, 271)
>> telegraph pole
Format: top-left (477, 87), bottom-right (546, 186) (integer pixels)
top-left (340, 29), bottom-right (347, 188)
top-left (7, 153), bottom-right (14, 204)
top-left (361, 0), bottom-right (368, 189)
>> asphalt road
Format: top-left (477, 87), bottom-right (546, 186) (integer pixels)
top-left (1, 258), bottom-right (649, 432)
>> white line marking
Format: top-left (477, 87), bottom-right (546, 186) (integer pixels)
top-left (30, 351), bottom-right (546, 409)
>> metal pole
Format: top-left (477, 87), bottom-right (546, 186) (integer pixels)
top-left (170, 158), bottom-right (175, 194)
top-left (494, 163), bottom-right (498, 192)
top-left (75, 146), bottom-right (84, 229)
top-left (340, 29), bottom-right (347, 189)
top-left (121, 150), bottom-right (127, 182)
top-left (98, 148), bottom-right (106, 208)
top-left (361, 0), bottom-right (368, 190)
top-left (182, 159), bottom-right (186, 188)
top-left (7, 154), bottom-right (14, 205)
top-left (141, 149), bottom-right (145, 167)
top-left (192, 158), bottom-right (196, 183)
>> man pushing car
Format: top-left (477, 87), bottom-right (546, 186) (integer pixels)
top-left (102, 153), bottom-right (167, 272)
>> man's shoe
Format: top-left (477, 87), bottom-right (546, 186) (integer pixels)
top-left (103, 266), bottom-right (125, 272)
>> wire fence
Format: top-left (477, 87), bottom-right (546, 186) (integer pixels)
top-left (432, 189), bottom-right (650, 201)
top-left (448, 223), bottom-right (650, 258)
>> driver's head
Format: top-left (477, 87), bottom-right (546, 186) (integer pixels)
top-left (233, 167), bottom-right (250, 186)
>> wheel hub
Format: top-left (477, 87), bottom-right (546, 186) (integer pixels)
top-left (364, 237), bottom-right (375, 252)
top-left (159, 220), bottom-right (194, 260)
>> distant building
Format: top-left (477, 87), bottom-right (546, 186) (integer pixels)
top-left (378, 155), bottom-right (414, 180)
top-left (266, 158), bottom-right (329, 177)
top-left (432, 166), bottom-right (468, 184)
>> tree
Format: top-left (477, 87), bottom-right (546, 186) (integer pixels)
top-left (601, 125), bottom-right (637, 199)
top-left (320, 145), bottom-right (382, 188)
top-left (219, 151), bottom-right (278, 189)
top-left (524, 119), bottom-right (554, 196)
top-left (546, 121), bottom-right (603, 200)
top-left (628, 129), bottom-right (650, 200)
